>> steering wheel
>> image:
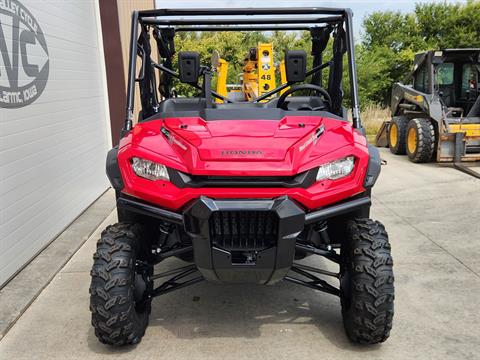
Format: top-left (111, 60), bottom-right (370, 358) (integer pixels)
top-left (276, 84), bottom-right (332, 111)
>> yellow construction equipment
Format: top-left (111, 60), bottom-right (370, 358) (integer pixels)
top-left (214, 56), bottom-right (229, 101)
top-left (213, 43), bottom-right (287, 102)
top-left (375, 49), bottom-right (480, 178)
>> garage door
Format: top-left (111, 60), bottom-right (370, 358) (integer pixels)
top-left (0, 0), bottom-right (111, 286)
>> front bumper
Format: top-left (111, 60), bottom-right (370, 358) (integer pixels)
top-left (117, 195), bottom-right (370, 284)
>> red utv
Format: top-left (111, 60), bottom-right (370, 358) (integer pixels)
top-left (90, 7), bottom-right (394, 346)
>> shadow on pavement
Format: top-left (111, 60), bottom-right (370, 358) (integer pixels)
top-left (151, 282), bottom-right (381, 351)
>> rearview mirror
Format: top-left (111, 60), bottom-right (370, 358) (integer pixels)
top-left (285, 50), bottom-right (307, 82)
top-left (178, 51), bottom-right (200, 83)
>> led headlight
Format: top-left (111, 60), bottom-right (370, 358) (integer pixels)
top-left (316, 156), bottom-right (355, 181)
top-left (131, 157), bottom-right (169, 181)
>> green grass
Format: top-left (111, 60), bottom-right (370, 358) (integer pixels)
top-left (361, 105), bottom-right (390, 136)
top-left (348, 105), bottom-right (390, 144)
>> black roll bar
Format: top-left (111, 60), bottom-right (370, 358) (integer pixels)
top-left (173, 25), bottom-right (323, 32)
top-left (124, 10), bottom-right (139, 133)
top-left (345, 9), bottom-right (361, 129)
top-left (137, 7), bottom-right (348, 17)
top-left (141, 16), bottom-right (343, 26)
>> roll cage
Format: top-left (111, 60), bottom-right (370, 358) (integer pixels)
top-left (123, 7), bottom-right (362, 135)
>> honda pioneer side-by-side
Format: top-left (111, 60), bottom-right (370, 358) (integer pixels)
top-left (90, 7), bottom-right (394, 346)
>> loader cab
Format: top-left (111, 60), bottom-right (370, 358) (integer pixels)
top-left (412, 49), bottom-right (480, 115)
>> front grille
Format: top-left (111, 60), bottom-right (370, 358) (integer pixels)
top-left (209, 211), bottom-right (278, 251)
top-left (194, 175), bottom-right (294, 182)
top-left (184, 174), bottom-right (305, 188)
top-left (168, 168), bottom-right (318, 189)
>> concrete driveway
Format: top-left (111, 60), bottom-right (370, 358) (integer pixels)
top-left (1, 149), bottom-right (479, 360)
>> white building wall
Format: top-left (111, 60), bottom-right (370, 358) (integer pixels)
top-left (0, 0), bottom-right (111, 286)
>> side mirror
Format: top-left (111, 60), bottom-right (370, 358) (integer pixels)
top-left (178, 51), bottom-right (200, 83)
top-left (285, 50), bottom-right (307, 82)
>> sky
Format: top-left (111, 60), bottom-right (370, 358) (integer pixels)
top-left (154, 0), bottom-right (466, 40)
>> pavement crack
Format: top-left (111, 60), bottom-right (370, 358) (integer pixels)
top-left (373, 196), bottom-right (480, 279)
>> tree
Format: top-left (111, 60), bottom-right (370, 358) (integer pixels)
top-left (415, 0), bottom-right (480, 48)
top-left (363, 11), bottom-right (425, 52)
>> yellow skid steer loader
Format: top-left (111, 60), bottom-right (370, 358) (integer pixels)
top-left (376, 49), bottom-right (480, 178)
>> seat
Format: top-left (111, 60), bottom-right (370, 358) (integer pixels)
top-left (439, 85), bottom-right (455, 107)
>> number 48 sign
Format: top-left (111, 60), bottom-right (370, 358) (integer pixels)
top-left (0, 0), bottom-right (49, 108)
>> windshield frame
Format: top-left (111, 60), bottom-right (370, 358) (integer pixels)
top-left (123, 7), bottom-right (361, 135)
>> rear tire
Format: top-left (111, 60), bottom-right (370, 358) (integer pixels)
top-left (406, 118), bottom-right (435, 163)
top-left (388, 116), bottom-right (408, 155)
top-left (90, 223), bottom-right (152, 346)
top-left (340, 218), bottom-right (394, 344)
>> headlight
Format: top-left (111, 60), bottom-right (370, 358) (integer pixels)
top-left (131, 157), bottom-right (170, 181)
top-left (316, 156), bottom-right (355, 181)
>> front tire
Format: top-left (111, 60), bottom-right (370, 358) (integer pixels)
top-left (340, 218), bottom-right (394, 344)
top-left (406, 118), bottom-right (435, 163)
top-left (90, 223), bottom-right (152, 346)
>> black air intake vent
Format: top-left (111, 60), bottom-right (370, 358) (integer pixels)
top-left (167, 168), bottom-right (319, 188)
top-left (209, 211), bottom-right (278, 251)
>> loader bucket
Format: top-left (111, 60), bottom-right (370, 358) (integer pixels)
top-left (375, 121), bottom-right (390, 147)
top-left (437, 123), bottom-right (480, 162)
top-left (437, 124), bottom-right (480, 179)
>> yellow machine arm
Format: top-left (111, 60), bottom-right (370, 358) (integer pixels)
top-left (215, 58), bottom-right (228, 103)
top-left (279, 60), bottom-right (288, 96)
top-left (255, 43), bottom-right (276, 100)
top-left (242, 51), bottom-right (259, 101)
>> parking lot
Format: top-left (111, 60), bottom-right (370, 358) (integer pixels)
top-left (0, 149), bottom-right (479, 360)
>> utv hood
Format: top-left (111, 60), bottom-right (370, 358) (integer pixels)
top-left (123, 116), bottom-right (366, 176)
top-left (164, 117), bottom-right (324, 161)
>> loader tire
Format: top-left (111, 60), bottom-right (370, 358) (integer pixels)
top-left (90, 223), bottom-right (152, 346)
top-left (340, 218), bottom-right (394, 344)
top-left (388, 116), bottom-right (408, 155)
top-left (406, 118), bottom-right (435, 163)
